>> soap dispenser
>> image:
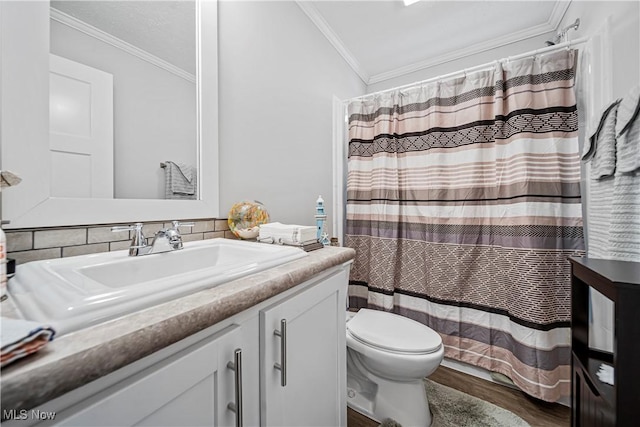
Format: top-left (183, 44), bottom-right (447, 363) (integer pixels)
top-left (315, 195), bottom-right (330, 246)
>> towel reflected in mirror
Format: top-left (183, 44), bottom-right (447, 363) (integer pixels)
top-left (163, 161), bottom-right (197, 200)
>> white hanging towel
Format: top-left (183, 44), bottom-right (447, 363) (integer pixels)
top-left (583, 86), bottom-right (640, 262)
top-left (615, 86), bottom-right (640, 175)
top-left (583, 100), bottom-right (620, 260)
top-left (164, 161), bottom-right (197, 200)
top-left (609, 86), bottom-right (640, 260)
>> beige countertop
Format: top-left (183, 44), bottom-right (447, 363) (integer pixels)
top-left (0, 246), bottom-right (355, 413)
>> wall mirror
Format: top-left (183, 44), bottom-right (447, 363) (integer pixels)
top-left (50, 0), bottom-right (198, 200)
top-left (0, 0), bottom-right (219, 228)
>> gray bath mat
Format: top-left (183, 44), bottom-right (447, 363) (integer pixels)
top-left (379, 379), bottom-right (530, 427)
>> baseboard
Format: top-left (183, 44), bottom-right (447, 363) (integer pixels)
top-left (346, 401), bottom-right (380, 424)
top-left (440, 358), bottom-right (570, 407)
top-left (441, 358), bottom-right (495, 382)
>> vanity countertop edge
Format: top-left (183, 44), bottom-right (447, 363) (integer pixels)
top-left (0, 246), bottom-right (356, 412)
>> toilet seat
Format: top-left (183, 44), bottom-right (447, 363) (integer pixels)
top-left (347, 309), bottom-right (441, 354)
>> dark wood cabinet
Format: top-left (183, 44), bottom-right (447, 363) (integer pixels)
top-left (569, 257), bottom-right (640, 427)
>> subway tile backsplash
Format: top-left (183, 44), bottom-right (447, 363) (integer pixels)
top-left (6, 218), bottom-right (236, 266)
top-left (87, 226), bottom-right (127, 244)
top-left (10, 248), bottom-right (61, 264)
top-left (34, 228), bottom-right (86, 249)
top-left (62, 243), bottom-right (109, 258)
top-left (5, 231), bottom-right (32, 252)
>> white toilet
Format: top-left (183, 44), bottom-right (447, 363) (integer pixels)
top-left (346, 309), bottom-right (444, 427)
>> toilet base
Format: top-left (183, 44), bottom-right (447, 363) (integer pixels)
top-left (346, 387), bottom-right (380, 423)
top-left (347, 352), bottom-right (432, 427)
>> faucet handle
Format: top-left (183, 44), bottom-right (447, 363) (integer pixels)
top-left (171, 221), bottom-right (195, 232)
top-left (111, 223), bottom-right (147, 252)
top-left (164, 221), bottom-right (194, 250)
top-left (111, 223), bottom-right (144, 233)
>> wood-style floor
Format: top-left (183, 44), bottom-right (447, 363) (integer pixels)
top-left (347, 365), bottom-right (570, 427)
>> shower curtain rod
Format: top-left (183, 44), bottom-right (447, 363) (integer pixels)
top-left (347, 36), bottom-right (589, 103)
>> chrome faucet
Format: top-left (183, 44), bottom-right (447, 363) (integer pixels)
top-left (111, 221), bottom-right (195, 256)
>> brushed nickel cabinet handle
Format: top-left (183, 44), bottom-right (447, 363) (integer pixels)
top-left (273, 319), bottom-right (287, 387)
top-left (226, 349), bottom-right (243, 427)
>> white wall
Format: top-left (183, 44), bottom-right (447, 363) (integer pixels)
top-left (561, 0), bottom-right (639, 102)
top-left (365, 33), bottom-right (554, 93)
top-left (51, 20), bottom-right (197, 200)
top-left (218, 1), bottom-right (366, 228)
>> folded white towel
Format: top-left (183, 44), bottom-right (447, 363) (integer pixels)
top-left (1, 317), bottom-right (55, 367)
top-left (259, 222), bottom-right (317, 245)
top-left (596, 363), bottom-right (614, 386)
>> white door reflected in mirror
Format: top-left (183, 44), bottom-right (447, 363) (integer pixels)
top-left (50, 54), bottom-right (114, 199)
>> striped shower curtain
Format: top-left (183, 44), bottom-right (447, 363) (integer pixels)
top-left (345, 50), bottom-right (584, 402)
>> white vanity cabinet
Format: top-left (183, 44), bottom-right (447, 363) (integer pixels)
top-left (260, 268), bottom-right (348, 427)
top-left (12, 263), bottom-right (349, 427)
top-left (51, 319), bottom-right (260, 427)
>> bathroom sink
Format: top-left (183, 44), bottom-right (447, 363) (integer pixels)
top-left (9, 239), bottom-right (308, 335)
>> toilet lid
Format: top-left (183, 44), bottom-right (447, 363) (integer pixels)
top-left (347, 309), bottom-right (442, 354)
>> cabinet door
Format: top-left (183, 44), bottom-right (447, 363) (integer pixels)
top-left (572, 359), bottom-right (615, 427)
top-left (260, 268), bottom-right (348, 427)
top-left (54, 320), bottom-right (259, 427)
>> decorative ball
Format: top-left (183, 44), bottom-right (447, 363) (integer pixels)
top-left (227, 200), bottom-right (270, 239)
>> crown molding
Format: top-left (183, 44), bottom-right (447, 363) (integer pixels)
top-left (548, 0), bottom-right (573, 31)
top-left (50, 8), bottom-right (196, 83)
top-left (297, 1), bottom-right (572, 87)
top-left (295, 0), bottom-right (369, 84)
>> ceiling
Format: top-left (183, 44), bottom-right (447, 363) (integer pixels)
top-left (299, 0), bottom-right (569, 84)
top-left (49, 1), bottom-right (569, 86)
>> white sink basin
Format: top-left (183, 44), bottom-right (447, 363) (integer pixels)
top-left (9, 239), bottom-right (308, 335)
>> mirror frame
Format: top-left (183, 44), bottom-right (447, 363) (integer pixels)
top-left (0, 0), bottom-right (219, 229)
